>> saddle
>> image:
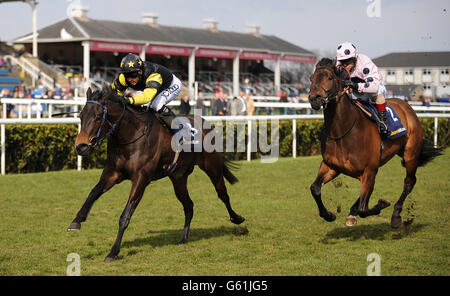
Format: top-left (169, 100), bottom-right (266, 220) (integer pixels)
top-left (354, 100), bottom-right (407, 139)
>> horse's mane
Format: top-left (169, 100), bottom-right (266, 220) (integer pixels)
top-left (87, 83), bottom-right (123, 104)
top-left (317, 58), bottom-right (335, 69)
top-left (315, 58), bottom-right (350, 82)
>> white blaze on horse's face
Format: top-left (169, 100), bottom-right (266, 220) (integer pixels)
top-left (76, 96), bottom-right (107, 156)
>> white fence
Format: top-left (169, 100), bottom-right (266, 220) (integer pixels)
top-left (1, 98), bottom-right (449, 174)
top-left (1, 107), bottom-right (449, 174)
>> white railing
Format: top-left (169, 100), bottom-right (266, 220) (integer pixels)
top-left (1, 113), bottom-right (449, 175)
top-left (5, 55), bottom-right (57, 90)
top-left (1, 97), bottom-right (449, 121)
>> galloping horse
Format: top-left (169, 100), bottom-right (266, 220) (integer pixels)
top-left (67, 87), bottom-right (245, 262)
top-left (308, 58), bottom-right (442, 228)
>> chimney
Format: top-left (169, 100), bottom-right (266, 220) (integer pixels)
top-left (203, 18), bottom-right (218, 32)
top-left (142, 12), bottom-right (159, 27)
top-left (70, 4), bottom-right (89, 20)
top-left (247, 24), bottom-right (260, 36)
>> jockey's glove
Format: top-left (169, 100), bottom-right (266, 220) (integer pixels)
top-left (344, 80), bottom-right (359, 91)
top-left (120, 96), bottom-right (133, 106)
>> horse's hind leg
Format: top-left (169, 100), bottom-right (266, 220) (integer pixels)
top-left (391, 155), bottom-right (418, 228)
top-left (67, 167), bottom-right (122, 231)
top-left (170, 174), bottom-right (194, 244)
top-left (349, 167), bottom-right (390, 225)
top-left (310, 161), bottom-right (339, 222)
top-left (200, 155), bottom-right (245, 224)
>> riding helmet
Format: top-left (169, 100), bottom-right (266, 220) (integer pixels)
top-left (336, 42), bottom-right (357, 61)
top-left (120, 53), bottom-right (144, 74)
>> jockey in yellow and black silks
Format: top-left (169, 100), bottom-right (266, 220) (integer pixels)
top-left (112, 53), bottom-right (197, 140)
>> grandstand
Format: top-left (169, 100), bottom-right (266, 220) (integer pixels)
top-left (8, 4), bottom-right (316, 97)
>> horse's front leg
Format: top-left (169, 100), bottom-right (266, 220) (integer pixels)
top-left (67, 167), bottom-right (122, 231)
top-left (310, 161), bottom-right (339, 222)
top-left (104, 174), bottom-right (149, 262)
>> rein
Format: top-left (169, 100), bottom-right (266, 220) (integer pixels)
top-left (86, 100), bottom-right (147, 147)
top-left (315, 66), bottom-right (358, 141)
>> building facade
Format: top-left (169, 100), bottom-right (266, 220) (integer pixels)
top-left (373, 51), bottom-right (450, 99)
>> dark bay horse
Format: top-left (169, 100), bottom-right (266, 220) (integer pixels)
top-left (67, 87), bottom-right (245, 262)
top-left (308, 58), bottom-right (442, 228)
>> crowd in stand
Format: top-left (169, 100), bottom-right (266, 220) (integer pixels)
top-left (188, 89), bottom-right (309, 117)
top-left (0, 83), bottom-right (74, 100)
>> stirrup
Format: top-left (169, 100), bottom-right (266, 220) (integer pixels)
top-left (165, 163), bottom-right (177, 175)
top-left (378, 122), bottom-right (388, 135)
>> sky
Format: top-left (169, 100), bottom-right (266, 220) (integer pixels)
top-left (0, 0), bottom-right (449, 59)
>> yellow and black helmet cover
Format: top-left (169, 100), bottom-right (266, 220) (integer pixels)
top-left (120, 53), bottom-right (144, 74)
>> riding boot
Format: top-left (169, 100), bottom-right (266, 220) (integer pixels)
top-left (155, 105), bottom-right (180, 132)
top-left (377, 110), bottom-right (388, 135)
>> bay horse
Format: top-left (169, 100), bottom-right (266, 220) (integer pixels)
top-left (67, 86), bottom-right (245, 262)
top-left (308, 58), bottom-right (442, 228)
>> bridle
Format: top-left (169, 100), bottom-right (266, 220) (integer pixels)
top-left (311, 66), bottom-right (358, 141)
top-left (311, 65), bottom-right (351, 110)
top-left (86, 100), bottom-right (119, 148)
top-left (85, 100), bottom-right (147, 147)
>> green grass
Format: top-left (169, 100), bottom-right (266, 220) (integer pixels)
top-left (0, 149), bottom-right (449, 276)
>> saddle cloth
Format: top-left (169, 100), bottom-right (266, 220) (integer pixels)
top-left (356, 101), bottom-right (408, 139)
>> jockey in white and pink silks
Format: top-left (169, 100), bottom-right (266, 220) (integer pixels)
top-left (336, 42), bottom-right (388, 134)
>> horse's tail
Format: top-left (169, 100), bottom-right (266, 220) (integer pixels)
top-left (404, 138), bottom-right (444, 167)
top-left (223, 154), bottom-right (240, 185)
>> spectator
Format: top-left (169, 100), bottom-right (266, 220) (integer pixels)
top-left (237, 91), bottom-right (247, 115)
top-left (211, 93), bottom-right (225, 116)
top-left (243, 77), bottom-right (252, 94)
top-left (93, 70), bottom-right (102, 81)
top-left (220, 92), bottom-right (227, 114)
top-left (279, 91), bottom-right (288, 115)
top-left (288, 94), bottom-right (297, 115)
top-left (179, 94), bottom-right (191, 115)
top-left (229, 97), bottom-right (239, 116)
top-left (263, 97), bottom-right (274, 115)
top-left (245, 93), bottom-right (255, 116)
top-left (195, 92), bottom-right (206, 115)
top-left (0, 87), bottom-right (10, 98)
top-left (420, 95), bottom-right (431, 107)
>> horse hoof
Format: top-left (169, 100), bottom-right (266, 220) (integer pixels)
top-left (391, 216), bottom-right (402, 229)
top-left (230, 215), bottom-right (245, 225)
top-left (321, 212), bottom-right (336, 222)
top-left (104, 256), bottom-right (115, 263)
top-left (378, 199), bottom-right (391, 209)
top-left (345, 215), bottom-right (358, 227)
top-left (67, 222), bottom-right (81, 231)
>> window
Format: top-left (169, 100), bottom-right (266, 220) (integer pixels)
top-left (387, 70), bottom-right (395, 76)
top-left (405, 69), bottom-right (413, 75)
top-left (423, 69), bottom-right (431, 75)
top-left (441, 69), bottom-right (449, 75)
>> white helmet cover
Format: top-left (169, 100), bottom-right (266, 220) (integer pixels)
top-left (336, 42), bottom-right (357, 61)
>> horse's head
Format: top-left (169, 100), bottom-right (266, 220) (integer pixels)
top-left (308, 58), bottom-right (344, 110)
top-left (75, 87), bottom-right (110, 156)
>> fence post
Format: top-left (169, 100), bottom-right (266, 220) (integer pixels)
top-left (292, 119), bottom-right (297, 158)
top-left (434, 117), bottom-right (438, 147)
top-left (247, 119), bottom-right (252, 161)
top-left (1, 103), bottom-right (6, 175)
top-left (77, 123), bottom-right (82, 171)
